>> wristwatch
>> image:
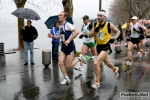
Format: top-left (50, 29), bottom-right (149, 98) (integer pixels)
top-left (52, 35), bottom-right (54, 38)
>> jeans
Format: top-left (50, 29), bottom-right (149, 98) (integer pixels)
top-left (24, 41), bottom-right (34, 63)
top-left (52, 42), bottom-right (59, 61)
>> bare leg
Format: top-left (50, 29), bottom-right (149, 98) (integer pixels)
top-left (79, 45), bottom-right (89, 66)
top-left (90, 46), bottom-right (98, 56)
top-left (65, 54), bottom-right (77, 69)
top-left (103, 56), bottom-right (116, 72)
top-left (141, 39), bottom-right (145, 47)
top-left (94, 51), bottom-right (109, 82)
top-left (137, 42), bottom-right (145, 54)
top-left (58, 51), bottom-right (67, 77)
top-left (127, 41), bottom-right (133, 60)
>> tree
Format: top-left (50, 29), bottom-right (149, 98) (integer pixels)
top-left (14, 0), bottom-right (27, 50)
top-left (109, 0), bottom-right (150, 24)
top-left (62, 0), bottom-right (73, 18)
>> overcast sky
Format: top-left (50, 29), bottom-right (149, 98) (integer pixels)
top-left (0, 0), bottom-right (112, 23)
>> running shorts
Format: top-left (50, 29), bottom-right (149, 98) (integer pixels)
top-left (96, 43), bottom-right (112, 54)
top-left (130, 37), bottom-right (140, 44)
top-left (83, 42), bottom-right (96, 48)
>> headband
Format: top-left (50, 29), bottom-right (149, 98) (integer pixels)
top-left (97, 11), bottom-right (106, 16)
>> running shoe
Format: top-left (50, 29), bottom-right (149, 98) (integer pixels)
top-left (126, 61), bottom-right (132, 66)
top-left (114, 67), bottom-right (119, 78)
top-left (91, 82), bottom-right (100, 89)
top-left (74, 65), bottom-right (82, 71)
top-left (77, 54), bottom-right (86, 64)
top-left (60, 78), bottom-right (71, 84)
top-left (142, 52), bottom-right (147, 59)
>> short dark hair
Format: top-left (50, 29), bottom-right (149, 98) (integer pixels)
top-left (61, 11), bottom-right (68, 17)
top-left (82, 15), bottom-right (89, 20)
top-left (27, 20), bottom-right (32, 23)
top-left (54, 22), bottom-right (59, 26)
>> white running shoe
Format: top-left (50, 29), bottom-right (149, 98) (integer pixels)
top-left (74, 65), bottom-right (82, 71)
top-left (78, 54), bottom-right (86, 64)
top-left (138, 52), bottom-right (142, 58)
top-left (60, 78), bottom-right (71, 85)
top-left (126, 61), bottom-right (132, 66)
top-left (142, 52), bottom-right (147, 59)
top-left (114, 67), bottom-right (119, 78)
top-left (91, 82), bottom-right (100, 89)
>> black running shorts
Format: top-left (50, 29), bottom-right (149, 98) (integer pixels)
top-left (96, 43), bottom-right (112, 55)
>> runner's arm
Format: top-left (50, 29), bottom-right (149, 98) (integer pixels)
top-left (67, 28), bottom-right (79, 42)
top-left (88, 26), bottom-right (95, 38)
top-left (110, 23), bottom-right (120, 40)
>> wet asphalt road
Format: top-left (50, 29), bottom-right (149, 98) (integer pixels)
top-left (0, 44), bottom-right (150, 100)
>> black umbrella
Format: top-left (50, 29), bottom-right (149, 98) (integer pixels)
top-left (11, 8), bottom-right (40, 21)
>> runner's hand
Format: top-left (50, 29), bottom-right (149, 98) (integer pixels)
top-left (64, 40), bottom-right (70, 46)
top-left (109, 38), bottom-right (116, 44)
top-left (48, 33), bottom-right (53, 38)
top-left (84, 34), bottom-right (89, 38)
top-left (79, 34), bottom-right (84, 39)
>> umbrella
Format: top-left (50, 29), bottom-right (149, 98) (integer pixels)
top-left (45, 15), bottom-right (73, 29)
top-left (122, 22), bottom-right (132, 29)
top-left (11, 8), bottom-right (40, 21)
top-left (138, 19), bottom-right (149, 24)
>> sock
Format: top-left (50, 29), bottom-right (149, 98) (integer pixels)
top-left (113, 67), bottom-right (117, 72)
top-left (96, 78), bottom-right (100, 83)
top-left (128, 59), bottom-right (131, 61)
top-left (65, 76), bottom-right (69, 80)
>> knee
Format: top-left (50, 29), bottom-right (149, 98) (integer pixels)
top-left (58, 61), bottom-right (64, 67)
top-left (127, 48), bottom-right (130, 51)
top-left (81, 51), bottom-right (86, 55)
top-left (94, 60), bottom-right (101, 67)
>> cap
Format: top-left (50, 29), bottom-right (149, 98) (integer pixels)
top-left (131, 16), bottom-right (138, 20)
top-left (82, 15), bottom-right (89, 19)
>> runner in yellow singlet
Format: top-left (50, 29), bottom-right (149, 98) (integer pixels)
top-left (89, 10), bottom-right (120, 89)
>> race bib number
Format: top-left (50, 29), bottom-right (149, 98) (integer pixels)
top-left (60, 34), bottom-right (65, 42)
top-left (132, 31), bottom-right (136, 36)
top-left (96, 30), bottom-right (105, 40)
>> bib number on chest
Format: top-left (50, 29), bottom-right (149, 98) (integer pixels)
top-left (96, 30), bottom-right (105, 40)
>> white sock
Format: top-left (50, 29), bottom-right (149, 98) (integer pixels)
top-left (65, 76), bottom-right (69, 80)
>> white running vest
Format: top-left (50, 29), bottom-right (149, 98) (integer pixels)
top-left (82, 23), bottom-right (94, 43)
top-left (130, 23), bottom-right (140, 38)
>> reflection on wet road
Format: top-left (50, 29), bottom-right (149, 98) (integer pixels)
top-left (0, 46), bottom-right (150, 100)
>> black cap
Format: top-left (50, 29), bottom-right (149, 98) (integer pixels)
top-left (82, 15), bottom-right (89, 19)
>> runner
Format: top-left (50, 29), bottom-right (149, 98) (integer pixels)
top-left (138, 21), bottom-right (147, 57)
top-left (125, 22), bottom-right (131, 47)
top-left (74, 15), bottom-right (97, 71)
top-left (57, 11), bottom-right (87, 85)
top-left (145, 25), bottom-right (150, 46)
top-left (126, 16), bottom-right (147, 66)
top-left (88, 10), bottom-right (120, 89)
